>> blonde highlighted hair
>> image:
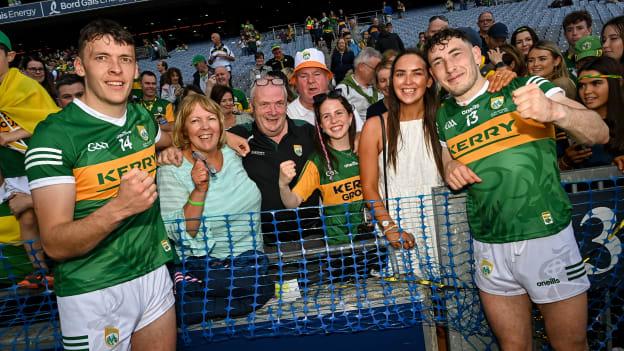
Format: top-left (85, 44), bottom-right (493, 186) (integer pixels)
top-left (173, 94), bottom-right (226, 150)
top-left (529, 40), bottom-right (570, 81)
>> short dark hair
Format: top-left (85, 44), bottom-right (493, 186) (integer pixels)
top-left (424, 28), bottom-right (471, 54)
top-left (210, 84), bottom-right (233, 103)
top-left (511, 26), bottom-right (540, 48)
top-left (254, 52), bottom-right (264, 59)
top-left (55, 74), bottom-right (84, 90)
top-left (562, 10), bottom-right (592, 30)
top-left (0, 43), bottom-right (8, 54)
top-left (429, 15), bottom-right (449, 23)
top-left (140, 70), bottom-right (157, 81)
top-left (78, 19), bottom-right (134, 57)
top-left (159, 60), bottom-right (168, 70)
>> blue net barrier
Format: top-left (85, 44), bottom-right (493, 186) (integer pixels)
top-left (0, 166), bottom-right (622, 350)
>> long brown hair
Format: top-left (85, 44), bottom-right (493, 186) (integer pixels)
top-left (386, 49), bottom-right (443, 177)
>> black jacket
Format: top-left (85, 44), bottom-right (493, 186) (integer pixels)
top-left (375, 31), bottom-right (405, 54)
top-left (330, 50), bottom-right (355, 85)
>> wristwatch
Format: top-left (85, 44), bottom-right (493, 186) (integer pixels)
top-left (381, 220), bottom-right (391, 228)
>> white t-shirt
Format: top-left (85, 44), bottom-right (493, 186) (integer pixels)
top-left (209, 44), bottom-right (234, 70)
top-left (287, 97), bottom-right (363, 132)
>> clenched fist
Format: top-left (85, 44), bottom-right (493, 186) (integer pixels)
top-left (512, 84), bottom-right (554, 125)
top-left (279, 160), bottom-right (297, 187)
top-left (115, 167), bottom-right (157, 216)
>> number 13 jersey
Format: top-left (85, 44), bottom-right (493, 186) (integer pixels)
top-left (436, 77), bottom-right (572, 244)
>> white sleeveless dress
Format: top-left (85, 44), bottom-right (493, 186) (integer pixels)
top-left (377, 119), bottom-right (443, 278)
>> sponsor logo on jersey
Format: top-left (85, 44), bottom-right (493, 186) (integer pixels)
top-left (318, 175), bottom-right (363, 204)
top-left (87, 142), bottom-right (109, 152)
top-left (293, 144), bottom-right (303, 157)
top-left (137, 125), bottom-right (149, 142)
top-left (250, 150), bottom-right (265, 156)
top-left (480, 259), bottom-right (493, 277)
top-left (536, 277), bottom-right (560, 287)
top-left (541, 211), bottom-right (554, 225)
top-left (490, 96), bottom-right (504, 110)
top-left (104, 326), bottom-right (119, 347)
top-left (444, 119), bottom-right (458, 130)
top-left (446, 112), bottom-right (554, 164)
top-left (73, 146), bottom-right (157, 201)
top-left (343, 161), bottom-right (358, 168)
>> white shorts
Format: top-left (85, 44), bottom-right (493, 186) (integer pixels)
top-left (57, 265), bottom-right (174, 351)
top-left (474, 223), bottom-right (590, 304)
top-left (0, 176), bottom-right (30, 202)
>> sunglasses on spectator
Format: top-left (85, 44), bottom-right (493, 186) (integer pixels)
top-left (312, 89), bottom-right (343, 105)
top-left (429, 15), bottom-right (448, 23)
top-left (253, 77), bottom-right (284, 86)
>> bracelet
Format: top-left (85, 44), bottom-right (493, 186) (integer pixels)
top-left (382, 224), bottom-right (398, 235)
top-left (187, 199), bottom-right (205, 206)
top-left (495, 61), bottom-right (506, 69)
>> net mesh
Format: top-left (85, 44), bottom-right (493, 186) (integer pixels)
top-left (0, 170), bottom-right (622, 350)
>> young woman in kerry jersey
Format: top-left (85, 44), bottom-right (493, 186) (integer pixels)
top-left (278, 92), bottom-right (370, 245)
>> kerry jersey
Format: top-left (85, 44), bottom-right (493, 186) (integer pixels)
top-left (436, 76), bottom-right (572, 243)
top-left (25, 99), bottom-right (173, 296)
top-left (292, 148), bottom-right (363, 244)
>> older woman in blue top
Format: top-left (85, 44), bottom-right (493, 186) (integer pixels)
top-left (158, 94), bottom-right (272, 323)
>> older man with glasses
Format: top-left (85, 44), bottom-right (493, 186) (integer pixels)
top-left (228, 77), bottom-right (325, 255)
top-left (336, 47), bottom-right (383, 120)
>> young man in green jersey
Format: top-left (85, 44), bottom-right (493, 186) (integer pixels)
top-left (26, 20), bottom-right (175, 350)
top-left (426, 29), bottom-right (609, 350)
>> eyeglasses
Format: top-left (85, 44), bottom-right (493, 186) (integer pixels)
top-left (253, 77), bottom-right (284, 86)
top-left (429, 15), bottom-right (448, 23)
top-left (312, 89), bottom-right (343, 105)
top-left (361, 61), bottom-right (377, 71)
top-left (27, 67), bottom-right (45, 73)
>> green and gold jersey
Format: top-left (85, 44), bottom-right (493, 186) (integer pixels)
top-left (25, 99), bottom-right (173, 297)
top-left (436, 76), bottom-right (572, 243)
top-left (136, 98), bottom-right (175, 125)
top-left (292, 148), bottom-right (363, 244)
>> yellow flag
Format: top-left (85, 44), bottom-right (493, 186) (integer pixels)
top-left (0, 68), bottom-right (60, 135)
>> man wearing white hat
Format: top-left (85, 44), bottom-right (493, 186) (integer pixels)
top-left (287, 48), bottom-right (363, 131)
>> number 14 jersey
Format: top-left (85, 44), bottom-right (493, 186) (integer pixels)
top-left (25, 99), bottom-right (173, 297)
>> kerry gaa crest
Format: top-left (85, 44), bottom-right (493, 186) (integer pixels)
top-left (137, 125), bottom-right (149, 141)
top-left (104, 326), bottom-right (119, 347)
top-left (490, 96), bottom-right (504, 110)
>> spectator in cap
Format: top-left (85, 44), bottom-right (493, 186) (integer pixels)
top-left (266, 44), bottom-right (295, 72)
top-left (287, 48), bottom-right (363, 130)
top-left (486, 22), bottom-right (509, 50)
top-left (575, 35), bottom-right (603, 70)
top-left (191, 54), bottom-right (210, 94)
